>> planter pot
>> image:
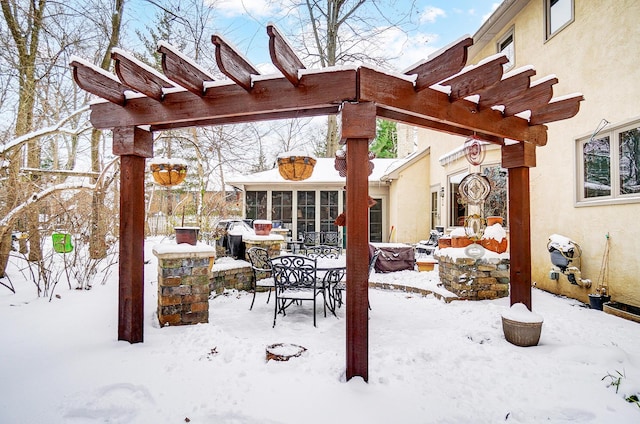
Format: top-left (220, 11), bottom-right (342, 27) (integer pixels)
top-left (416, 260), bottom-right (437, 272)
top-left (502, 317), bottom-right (543, 347)
top-left (480, 237), bottom-right (508, 253)
top-left (253, 220), bottom-right (273, 236)
top-left (486, 216), bottom-right (503, 226)
top-left (588, 294), bottom-right (611, 311)
top-left (277, 155), bottom-right (316, 181)
top-left (175, 227), bottom-right (199, 245)
top-left (150, 162), bottom-right (187, 186)
top-left (438, 237), bottom-right (451, 248)
top-left (452, 236), bottom-right (473, 248)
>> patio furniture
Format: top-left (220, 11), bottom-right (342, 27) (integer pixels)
top-left (331, 249), bottom-right (380, 311)
top-left (369, 243), bottom-right (415, 272)
top-left (301, 231), bottom-right (321, 253)
top-left (271, 255), bottom-right (325, 327)
top-left (305, 244), bottom-right (341, 259)
top-left (246, 247), bottom-right (275, 310)
top-left (321, 231), bottom-right (341, 247)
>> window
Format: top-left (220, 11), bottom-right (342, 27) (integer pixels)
top-left (545, 0), bottom-right (573, 40)
top-left (296, 191), bottom-right (316, 234)
top-left (369, 198), bottom-right (382, 242)
top-left (577, 120), bottom-right (640, 204)
top-left (482, 165), bottom-right (508, 226)
top-left (245, 191), bottom-right (266, 220)
top-left (272, 191), bottom-right (292, 226)
top-left (449, 172), bottom-right (468, 226)
top-left (320, 191), bottom-right (339, 232)
top-left (497, 29), bottom-right (515, 71)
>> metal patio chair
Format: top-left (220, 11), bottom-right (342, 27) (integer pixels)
top-left (270, 255), bottom-right (325, 327)
top-left (246, 247), bottom-right (275, 310)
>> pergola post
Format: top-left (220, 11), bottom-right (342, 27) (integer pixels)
top-left (502, 142), bottom-right (536, 310)
top-left (342, 102), bottom-right (377, 381)
top-left (113, 126), bottom-right (153, 343)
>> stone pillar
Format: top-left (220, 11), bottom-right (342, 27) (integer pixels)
top-left (242, 235), bottom-right (284, 260)
top-left (153, 244), bottom-right (216, 326)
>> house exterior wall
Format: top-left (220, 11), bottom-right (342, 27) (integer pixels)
top-left (464, 0), bottom-right (640, 306)
top-left (386, 151), bottom-right (431, 243)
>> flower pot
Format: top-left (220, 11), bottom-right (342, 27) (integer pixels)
top-left (480, 237), bottom-right (508, 253)
top-left (486, 216), bottom-right (503, 226)
top-left (588, 294), bottom-right (611, 311)
top-left (253, 220), bottom-right (273, 236)
top-left (452, 236), bottom-right (473, 248)
top-left (149, 161), bottom-right (187, 186)
top-left (438, 237), bottom-right (452, 248)
top-left (416, 260), bottom-right (437, 272)
top-left (175, 227), bottom-right (199, 245)
top-left (277, 154), bottom-right (316, 181)
top-left (502, 317), bottom-right (543, 347)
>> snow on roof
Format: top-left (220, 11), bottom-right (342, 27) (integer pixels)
top-left (226, 157), bottom-right (409, 187)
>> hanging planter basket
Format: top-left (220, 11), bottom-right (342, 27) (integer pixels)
top-left (277, 153), bottom-right (316, 181)
top-left (149, 158), bottom-right (188, 187)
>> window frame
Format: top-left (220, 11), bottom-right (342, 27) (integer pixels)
top-left (576, 118), bottom-right (640, 206)
top-left (497, 27), bottom-right (515, 71)
top-left (544, 0), bottom-right (574, 41)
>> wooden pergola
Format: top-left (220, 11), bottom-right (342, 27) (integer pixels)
top-left (71, 25), bottom-right (582, 381)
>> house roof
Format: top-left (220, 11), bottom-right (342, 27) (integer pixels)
top-left (226, 157), bottom-right (411, 188)
top-left (469, 0), bottom-right (529, 59)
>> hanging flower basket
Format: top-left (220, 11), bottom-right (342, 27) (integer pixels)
top-left (277, 153), bottom-right (316, 181)
top-left (149, 158), bottom-right (188, 187)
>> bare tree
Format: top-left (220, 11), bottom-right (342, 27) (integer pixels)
top-left (277, 0), bottom-right (417, 157)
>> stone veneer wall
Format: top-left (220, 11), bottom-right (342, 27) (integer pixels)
top-left (209, 264), bottom-right (253, 295)
top-left (242, 237), bottom-right (282, 261)
top-left (153, 244), bottom-right (216, 326)
top-left (435, 251), bottom-right (510, 300)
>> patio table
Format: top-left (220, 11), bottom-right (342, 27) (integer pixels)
top-left (315, 256), bottom-right (346, 315)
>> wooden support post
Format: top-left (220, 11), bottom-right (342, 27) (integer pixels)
top-left (502, 142), bottom-right (535, 310)
top-left (113, 127), bottom-right (153, 343)
top-left (342, 102), bottom-right (376, 382)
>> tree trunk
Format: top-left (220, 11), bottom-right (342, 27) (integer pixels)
top-left (90, 0), bottom-right (125, 259)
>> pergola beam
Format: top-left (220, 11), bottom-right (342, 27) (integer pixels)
top-left (70, 59), bottom-right (128, 106)
top-left (529, 94), bottom-right (584, 125)
top-left (503, 76), bottom-right (558, 116)
top-left (212, 34), bottom-right (260, 91)
top-left (88, 70), bottom-right (358, 130)
top-left (404, 36), bottom-right (473, 91)
top-left (267, 24), bottom-right (306, 86)
top-left (441, 54), bottom-right (508, 102)
top-left (359, 66), bottom-right (548, 145)
top-left (159, 41), bottom-right (216, 96)
top-left (112, 48), bottom-right (176, 101)
top-left (477, 67), bottom-right (536, 110)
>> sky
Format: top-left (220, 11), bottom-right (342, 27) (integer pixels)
top-left (125, 0), bottom-right (503, 72)
top-left (1, 237), bottom-right (639, 423)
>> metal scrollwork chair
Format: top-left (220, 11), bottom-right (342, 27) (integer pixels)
top-left (305, 244), bottom-right (341, 259)
top-left (246, 247), bottom-right (274, 311)
top-left (301, 231), bottom-right (320, 253)
top-left (321, 231), bottom-right (341, 248)
top-left (332, 249), bottom-right (380, 311)
top-left (270, 255), bottom-right (324, 327)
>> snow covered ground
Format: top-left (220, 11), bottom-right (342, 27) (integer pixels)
top-left (1, 239), bottom-right (639, 423)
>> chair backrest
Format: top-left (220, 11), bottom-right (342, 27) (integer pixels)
top-left (247, 247), bottom-right (271, 273)
top-left (302, 231), bottom-right (320, 246)
top-left (369, 249), bottom-right (381, 277)
top-left (270, 255), bottom-right (317, 290)
top-left (305, 244), bottom-right (341, 259)
top-left (321, 231), bottom-right (340, 246)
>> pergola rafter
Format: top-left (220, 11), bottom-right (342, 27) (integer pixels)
top-left (70, 24), bottom-right (584, 383)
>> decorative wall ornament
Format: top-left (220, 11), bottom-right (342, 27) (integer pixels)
top-left (464, 137), bottom-right (486, 165)
top-left (334, 148), bottom-right (375, 177)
